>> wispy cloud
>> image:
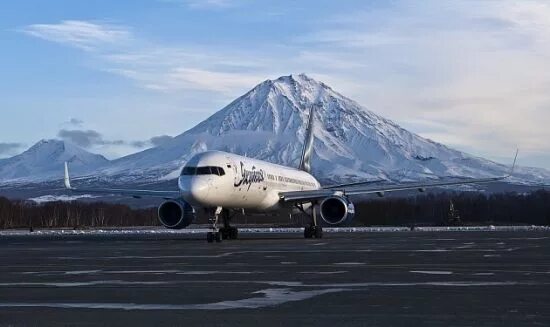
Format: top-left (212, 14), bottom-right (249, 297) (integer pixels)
top-left (58, 127), bottom-right (173, 151)
top-left (22, 20), bottom-right (265, 96)
top-left (289, 1), bottom-right (550, 160)
top-left (161, 0), bottom-right (240, 9)
top-left (21, 20), bottom-right (131, 50)
top-left (131, 135), bottom-right (173, 148)
top-left (57, 129), bottom-right (124, 148)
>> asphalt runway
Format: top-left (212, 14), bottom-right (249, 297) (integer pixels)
top-left (1, 230), bottom-right (549, 326)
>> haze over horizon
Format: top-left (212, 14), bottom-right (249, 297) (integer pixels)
top-left (1, 1), bottom-right (550, 169)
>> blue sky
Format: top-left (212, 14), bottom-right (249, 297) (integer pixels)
top-left (1, 0), bottom-right (550, 169)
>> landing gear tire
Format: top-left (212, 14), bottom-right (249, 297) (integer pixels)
top-left (220, 227), bottom-right (238, 240)
top-left (229, 227), bottom-right (238, 240)
top-left (314, 226), bottom-right (323, 239)
top-left (207, 231), bottom-right (222, 243)
top-left (304, 226), bottom-right (313, 239)
top-left (304, 226), bottom-right (323, 239)
top-left (220, 228), bottom-right (228, 240)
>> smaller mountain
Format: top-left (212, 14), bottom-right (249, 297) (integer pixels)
top-left (0, 139), bottom-right (109, 183)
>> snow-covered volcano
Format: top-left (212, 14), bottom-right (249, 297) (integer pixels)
top-left (0, 139), bottom-right (108, 183)
top-left (101, 74), bottom-right (547, 184)
top-left (1, 74), bottom-right (549, 185)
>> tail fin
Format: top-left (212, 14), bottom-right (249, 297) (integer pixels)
top-left (299, 105), bottom-right (316, 173)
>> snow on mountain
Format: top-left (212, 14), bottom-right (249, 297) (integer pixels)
top-left (99, 74), bottom-right (549, 185)
top-left (0, 139), bottom-right (109, 183)
top-left (1, 74), bottom-right (548, 186)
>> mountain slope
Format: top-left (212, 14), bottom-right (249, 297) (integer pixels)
top-left (0, 139), bottom-right (109, 183)
top-left (101, 74), bottom-right (549, 184)
top-left (0, 75), bottom-right (548, 186)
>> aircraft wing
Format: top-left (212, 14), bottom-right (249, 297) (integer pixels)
top-left (281, 151), bottom-right (518, 203)
top-left (64, 163), bottom-right (180, 199)
top-left (322, 179), bottom-right (386, 189)
top-left (281, 175), bottom-right (509, 203)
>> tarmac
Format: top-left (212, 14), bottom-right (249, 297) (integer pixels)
top-left (1, 229), bottom-right (549, 326)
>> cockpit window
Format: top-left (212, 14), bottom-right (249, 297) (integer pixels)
top-left (181, 166), bottom-right (225, 176)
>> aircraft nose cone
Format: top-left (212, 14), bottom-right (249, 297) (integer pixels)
top-left (179, 177), bottom-right (209, 204)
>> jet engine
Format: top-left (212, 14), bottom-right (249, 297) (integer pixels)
top-left (158, 200), bottom-right (195, 229)
top-left (319, 196), bottom-right (355, 225)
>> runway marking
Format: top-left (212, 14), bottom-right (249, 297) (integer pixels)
top-left (0, 280), bottom-right (170, 287)
top-left (299, 271), bottom-right (348, 275)
top-left (0, 281), bottom-right (544, 312)
top-left (104, 270), bottom-right (181, 274)
top-left (2, 279), bottom-right (547, 289)
top-left (176, 271), bottom-right (262, 275)
top-left (334, 262), bottom-right (365, 266)
top-left (410, 270), bottom-right (454, 275)
top-left (65, 270), bottom-right (102, 275)
top-left (472, 273), bottom-right (495, 276)
top-left (0, 288), bottom-right (346, 311)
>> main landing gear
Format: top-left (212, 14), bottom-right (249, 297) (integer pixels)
top-left (304, 225), bottom-right (323, 239)
top-left (207, 207), bottom-right (238, 243)
top-left (299, 203), bottom-right (323, 239)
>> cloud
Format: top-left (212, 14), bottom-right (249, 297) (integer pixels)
top-left (69, 118), bottom-right (84, 126)
top-left (21, 20), bottom-right (130, 51)
top-left (58, 128), bottom-right (173, 150)
top-left (131, 135), bottom-right (173, 148)
top-left (60, 118), bottom-right (84, 127)
top-left (57, 129), bottom-right (124, 148)
top-left (22, 20), bottom-right (266, 96)
top-left (125, 67), bottom-right (265, 94)
top-left (57, 129), bottom-right (103, 147)
top-left (0, 142), bottom-right (24, 157)
top-left (161, 0), bottom-right (239, 9)
top-left (150, 135), bottom-right (173, 146)
top-left (287, 1), bottom-right (550, 160)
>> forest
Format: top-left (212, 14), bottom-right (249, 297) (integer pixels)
top-left (1, 190), bottom-right (549, 229)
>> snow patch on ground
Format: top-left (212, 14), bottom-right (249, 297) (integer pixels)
top-left (28, 194), bottom-right (98, 204)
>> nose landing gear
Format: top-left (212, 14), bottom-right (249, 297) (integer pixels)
top-left (207, 207), bottom-right (239, 243)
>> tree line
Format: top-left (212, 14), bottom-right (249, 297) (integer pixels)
top-left (353, 190), bottom-right (550, 226)
top-left (0, 190), bottom-right (549, 229)
top-left (0, 197), bottom-right (157, 229)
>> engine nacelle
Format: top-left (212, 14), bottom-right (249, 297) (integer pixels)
top-left (319, 196), bottom-right (355, 226)
top-left (158, 200), bottom-right (195, 229)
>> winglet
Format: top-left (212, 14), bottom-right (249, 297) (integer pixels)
top-left (64, 162), bottom-right (72, 189)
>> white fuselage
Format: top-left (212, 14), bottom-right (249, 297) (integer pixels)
top-left (178, 151), bottom-right (321, 211)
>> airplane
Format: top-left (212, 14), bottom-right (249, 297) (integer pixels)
top-left (64, 105), bottom-right (518, 243)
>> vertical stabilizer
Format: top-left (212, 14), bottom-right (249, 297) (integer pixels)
top-left (299, 105), bottom-right (316, 173)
